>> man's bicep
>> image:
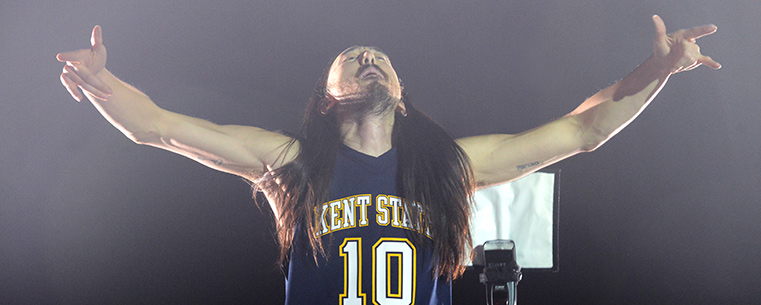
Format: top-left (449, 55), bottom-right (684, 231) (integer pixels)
top-left (219, 124), bottom-right (299, 173)
top-left (150, 111), bottom-right (298, 178)
top-left (457, 117), bottom-right (585, 187)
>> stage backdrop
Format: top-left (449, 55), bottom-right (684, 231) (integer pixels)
top-left (470, 171), bottom-right (559, 269)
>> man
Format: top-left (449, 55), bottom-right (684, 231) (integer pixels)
top-left (58, 15), bottom-right (719, 304)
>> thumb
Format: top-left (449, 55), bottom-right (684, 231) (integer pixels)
top-left (652, 15), bottom-right (667, 40)
top-left (652, 15), bottom-right (669, 57)
top-left (91, 25), bottom-right (103, 48)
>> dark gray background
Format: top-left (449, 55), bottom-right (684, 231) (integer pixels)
top-left (2, 0), bottom-right (759, 304)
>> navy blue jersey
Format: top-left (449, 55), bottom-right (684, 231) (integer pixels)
top-left (284, 145), bottom-right (451, 305)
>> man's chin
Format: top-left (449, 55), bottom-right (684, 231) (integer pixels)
top-left (335, 93), bottom-right (397, 117)
top-left (336, 83), bottom-right (392, 105)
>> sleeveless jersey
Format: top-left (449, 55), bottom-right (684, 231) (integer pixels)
top-left (283, 145), bottom-right (451, 305)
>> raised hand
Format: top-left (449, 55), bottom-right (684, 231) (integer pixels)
top-left (652, 15), bottom-right (721, 74)
top-left (57, 25), bottom-right (112, 102)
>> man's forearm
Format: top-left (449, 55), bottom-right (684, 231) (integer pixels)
top-left (568, 55), bottom-right (672, 150)
top-left (84, 69), bottom-right (164, 144)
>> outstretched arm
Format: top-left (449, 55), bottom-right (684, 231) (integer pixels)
top-left (458, 15), bottom-right (721, 187)
top-left (57, 26), bottom-right (297, 179)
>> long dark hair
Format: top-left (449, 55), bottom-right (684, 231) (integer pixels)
top-left (256, 62), bottom-right (475, 279)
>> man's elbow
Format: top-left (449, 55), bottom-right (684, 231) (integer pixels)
top-left (125, 129), bottom-right (161, 145)
top-left (570, 115), bottom-right (610, 152)
top-left (124, 115), bottom-right (167, 145)
top-left (579, 124), bottom-right (614, 152)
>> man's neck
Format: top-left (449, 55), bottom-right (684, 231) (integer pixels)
top-left (338, 110), bottom-right (395, 157)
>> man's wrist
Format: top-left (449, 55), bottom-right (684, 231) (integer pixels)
top-left (644, 54), bottom-right (675, 78)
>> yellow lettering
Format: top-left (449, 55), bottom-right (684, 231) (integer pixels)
top-left (316, 203), bottom-right (329, 237)
top-left (389, 196), bottom-right (402, 228)
top-left (376, 195), bottom-right (390, 226)
top-left (330, 200), bottom-right (342, 231)
top-left (356, 195), bottom-right (372, 227)
top-left (342, 197), bottom-right (356, 229)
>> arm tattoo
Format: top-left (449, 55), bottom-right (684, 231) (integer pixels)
top-left (516, 161), bottom-right (540, 171)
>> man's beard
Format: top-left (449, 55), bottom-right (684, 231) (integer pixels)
top-left (334, 81), bottom-right (398, 117)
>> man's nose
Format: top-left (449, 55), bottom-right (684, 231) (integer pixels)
top-left (358, 51), bottom-right (375, 65)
